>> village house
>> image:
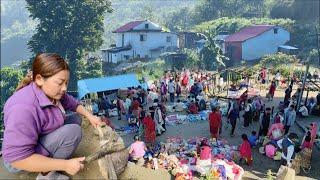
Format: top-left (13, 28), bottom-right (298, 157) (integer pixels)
top-left (223, 25), bottom-right (291, 62)
top-left (101, 20), bottom-right (178, 63)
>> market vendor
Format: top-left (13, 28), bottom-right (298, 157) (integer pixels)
top-left (2, 53), bottom-right (105, 179)
top-left (129, 135), bottom-right (147, 163)
top-left (188, 100), bottom-right (199, 114)
top-left (276, 133), bottom-right (299, 167)
top-left (194, 140), bottom-right (212, 175)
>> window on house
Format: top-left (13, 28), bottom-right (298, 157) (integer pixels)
top-left (274, 28), bottom-right (278, 34)
top-left (166, 36), bottom-right (171, 42)
top-left (124, 55), bottom-right (130, 60)
top-left (145, 24), bottom-right (149, 29)
top-left (140, 34), bottom-right (146, 41)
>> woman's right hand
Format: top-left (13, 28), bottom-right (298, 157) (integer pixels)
top-left (64, 157), bottom-right (85, 175)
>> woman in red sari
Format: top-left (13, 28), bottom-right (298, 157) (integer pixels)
top-left (209, 106), bottom-right (222, 138)
top-left (142, 112), bottom-right (156, 144)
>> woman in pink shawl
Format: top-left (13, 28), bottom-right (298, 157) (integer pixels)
top-left (301, 122), bottom-right (318, 149)
top-left (267, 123), bottom-right (284, 140)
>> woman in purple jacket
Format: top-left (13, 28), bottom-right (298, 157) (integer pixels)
top-left (2, 53), bottom-right (104, 179)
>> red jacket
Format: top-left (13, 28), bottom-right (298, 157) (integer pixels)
top-left (240, 140), bottom-right (252, 159)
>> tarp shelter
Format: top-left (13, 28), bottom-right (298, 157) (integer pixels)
top-left (77, 73), bottom-right (141, 99)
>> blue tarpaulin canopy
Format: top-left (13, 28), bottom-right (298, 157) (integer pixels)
top-left (77, 73), bottom-right (141, 99)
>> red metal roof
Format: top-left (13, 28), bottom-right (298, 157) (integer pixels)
top-left (225, 25), bottom-right (276, 42)
top-left (113, 20), bottom-right (145, 33)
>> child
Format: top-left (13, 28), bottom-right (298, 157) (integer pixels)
top-left (248, 131), bottom-right (258, 147)
top-left (239, 134), bottom-right (253, 166)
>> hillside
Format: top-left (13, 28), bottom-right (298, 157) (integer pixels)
top-left (0, 0), bottom-right (197, 66)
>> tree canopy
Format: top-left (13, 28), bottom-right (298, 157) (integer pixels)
top-left (26, 0), bottom-right (113, 90)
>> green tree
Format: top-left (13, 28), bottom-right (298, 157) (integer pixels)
top-left (76, 57), bottom-right (104, 80)
top-left (182, 49), bottom-right (201, 69)
top-left (26, 0), bottom-right (113, 91)
top-left (200, 31), bottom-right (228, 70)
top-left (0, 67), bottom-right (24, 111)
top-left (139, 5), bottom-right (157, 22)
top-left (270, 0), bottom-right (319, 23)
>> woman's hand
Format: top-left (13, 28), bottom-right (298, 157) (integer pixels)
top-left (87, 115), bottom-right (106, 128)
top-left (64, 157), bottom-right (85, 175)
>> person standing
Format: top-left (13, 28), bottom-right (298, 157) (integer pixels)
top-left (228, 102), bottom-right (239, 137)
top-left (284, 105), bottom-right (296, 135)
top-left (259, 107), bottom-right (272, 137)
top-left (175, 81), bottom-right (182, 100)
top-left (284, 85), bottom-right (292, 107)
top-left (243, 99), bottom-right (253, 127)
top-left (154, 105), bottom-right (165, 135)
top-left (142, 113), bottom-right (156, 144)
top-left (168, 79), bottom-right (175, 103)
top-left (275, 70), bottom-right (281, 87)
top-left (160, 82), bottom-right (167, 103)
top-left (268, 81), bottom-right (276, 101)
top-left (209, 106), bottom-right (222, 138)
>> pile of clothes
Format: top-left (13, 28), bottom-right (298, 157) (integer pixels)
top-left (108, 108), bottom-right (119, 117)
top-left (165, 114), bottom-right (188, 126)
top-left (140, 137), bottom-right (244, 179)
top-left (186, 111), bottom-right (210, 122)
top-left (165, 111), bottom-right (211, 126)
top-left (115, 125), bottom-right (139, 136)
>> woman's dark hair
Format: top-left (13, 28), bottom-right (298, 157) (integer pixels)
top-left (241, 134), bottom-right (248, 141)
top-left (134, 135), bottom-right (140, 141)
top-left (305, 131), bottom-right (311, 142)
top-left (16, 53), bottom-right (69, 91)
top-left (288, 133), bottom-right (298, 140)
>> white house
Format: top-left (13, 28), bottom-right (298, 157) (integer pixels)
top-left (102, 20), bottom-right (178, 63)
top-left (224, 25), bottom-right (290, 61)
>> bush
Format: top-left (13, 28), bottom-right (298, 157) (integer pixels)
top-left (260, 53), bottom-right (299, 68)
top-left (193, 17), bottom-right (294, 35)
top-left (181, 48), bottom-right (202, 69)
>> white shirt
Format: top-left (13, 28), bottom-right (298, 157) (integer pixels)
top-left (277, 138), bottom-right (294, 164)
top-left (299, 106), bottom-right (309, 116)
top-left (219, 77), bottom-right (224, 85)
top-left (275, 72), bottom-right (281, 80)
top-left (168, 82), bottom-right (175, 93)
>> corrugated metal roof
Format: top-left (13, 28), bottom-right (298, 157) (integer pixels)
top-left (77, 74), bottom-right (141, 99)
top-left (113, 20), bottom-right (145, 33)
top-left (225, 25), bottom-right (276, 42)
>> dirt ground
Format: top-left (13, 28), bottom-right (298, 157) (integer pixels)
top-left (0, 87), bottom-right (319, 180)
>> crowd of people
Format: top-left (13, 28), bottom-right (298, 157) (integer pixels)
top-left (87, 67), bottom-right (319, 177)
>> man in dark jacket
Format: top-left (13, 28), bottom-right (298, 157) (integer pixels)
top-left (277, 133), bottom-right (299, 166)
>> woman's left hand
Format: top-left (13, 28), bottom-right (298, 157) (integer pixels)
top-left (87, 115), bottom-right (106, 128)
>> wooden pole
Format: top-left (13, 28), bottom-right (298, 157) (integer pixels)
top-left (297, 59), bottom-right (310, 110)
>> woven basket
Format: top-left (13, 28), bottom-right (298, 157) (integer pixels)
top-left (300, 148), bottom-right (312, 169)
top-left (291, 154), bottom-right (301, 174)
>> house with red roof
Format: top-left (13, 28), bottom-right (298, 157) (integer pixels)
top-left (102, 20), bottom-right (178, 63)
top-left (224, 25), bottom-right (290, 62)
